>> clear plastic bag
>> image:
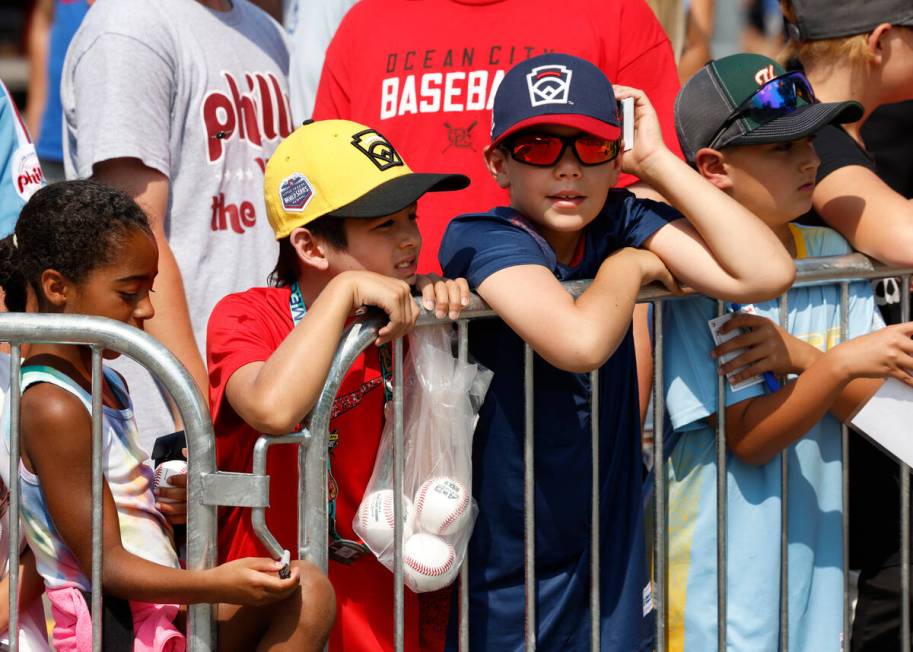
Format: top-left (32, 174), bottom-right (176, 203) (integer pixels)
top-left (353, 325), bottom-right (492, 593)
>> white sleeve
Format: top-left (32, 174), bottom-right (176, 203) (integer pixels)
top-left (285, 0), bottom-right (358, 122)
top-left (64, 33), bottom-right (175, 179)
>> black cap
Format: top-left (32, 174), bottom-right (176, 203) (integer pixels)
top-left (785, 0), bottom-right (913, 41)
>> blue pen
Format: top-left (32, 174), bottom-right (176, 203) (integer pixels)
top-left (729, 303), bottom-right (782, 392)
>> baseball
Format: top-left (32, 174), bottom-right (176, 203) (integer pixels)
top-left (355, 490), bottom-right (413, 553)
top-left (403, 533), bottom-right (458, 593)
top-left (153, 460), bottom-right (187, 491)
top-left (414, 477), bottom-right (471, 536)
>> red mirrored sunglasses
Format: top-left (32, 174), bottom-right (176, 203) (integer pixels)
top-left (504, 132), bottom-right (621, 167)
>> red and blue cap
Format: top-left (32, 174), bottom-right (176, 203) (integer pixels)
top-left (490, 53), bottom-right (621, 147)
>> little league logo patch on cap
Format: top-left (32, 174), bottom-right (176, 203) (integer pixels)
top-left (279, 173), bottom-right (314, 212)
top-left (526, 64), bottom-right (573, 107)
top-left (351, 129), bottom-right (404, 171)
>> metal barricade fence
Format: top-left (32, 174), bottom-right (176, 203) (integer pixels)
top-left (250, 253), bottom-right (913, 652)
top-left (2, 253), bottom-right (912, 652)
top-left (0, 313), bottom-right (232, 652)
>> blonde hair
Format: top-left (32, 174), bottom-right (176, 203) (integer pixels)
top-left (778, 0), bottom-right (875, 69)
top-left (645, 0), bottom-right (685, 60)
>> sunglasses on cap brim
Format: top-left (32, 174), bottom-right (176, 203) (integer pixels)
top-left (707, 71), bottom-right (817, 150)
top-left (502, 132), bottom-right (621, 167)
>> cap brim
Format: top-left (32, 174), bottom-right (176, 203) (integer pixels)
top-left (492, 114), bottom-right (621, 146)
top-left (726, 100), bottom-right (863, 147)
top-left (327, 172), bottom-right (470, 218)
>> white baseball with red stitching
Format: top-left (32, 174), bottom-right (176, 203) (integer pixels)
top-left (153, 460), bottom-right (187, 491)
top-left (414, 477), bottom-right (471, 536)
top-left (355, 490), bottom-right (413, 553)
top-left (403, 533), bottom-right (457, 592)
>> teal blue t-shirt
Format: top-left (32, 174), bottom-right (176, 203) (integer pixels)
top-left (662, 224), bottom-right (883, 652)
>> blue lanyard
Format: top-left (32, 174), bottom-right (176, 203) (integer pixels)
top-left (289, 282), bottom-right (393, 401)
top-left (289, 281), bottom-right (308, 326)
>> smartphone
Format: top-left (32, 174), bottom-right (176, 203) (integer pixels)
top-left (621, 97), bottom-right (634, 152)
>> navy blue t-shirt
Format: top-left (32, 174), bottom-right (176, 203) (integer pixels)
top-left (439, 190), bottom-right (679, 651)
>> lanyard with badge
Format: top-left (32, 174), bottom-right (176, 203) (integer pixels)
top-left (289, 282), bottom-right (393, 563)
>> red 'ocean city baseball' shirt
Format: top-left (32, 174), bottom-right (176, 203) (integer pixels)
top-left (208, 286), bottom-right (421, 651)
top-left (313, 0), bottom-right (683, 272)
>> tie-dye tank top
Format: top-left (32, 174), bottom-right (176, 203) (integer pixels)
top-left (6, 364), bottom-right (179, 590)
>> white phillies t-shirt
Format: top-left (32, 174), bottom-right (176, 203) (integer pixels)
top-left (62, 0), bottom-right (292, 445)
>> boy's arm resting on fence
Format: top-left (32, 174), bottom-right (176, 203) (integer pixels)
top-left (21, 384), bottom-right (300, 606)
top-left (225, 271), bottom-right (418, 434)
top-left (715, 321), bottom-right (913, 464)
top-left (814, 164), bottom-right (913, 268)
top-left (477, 249), bottom-right (677, 373)
top-left (612, 85), bottom-right (795, 303)
top-left (644, 217), bottom-right (794, 304)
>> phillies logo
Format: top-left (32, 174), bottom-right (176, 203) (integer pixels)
top-left (351, 129), bottom-right (403, 171)
top-left (11, 145), bottom-right (43, 202)
top-left (202, 71), bottom-right (292, 163)
top-left (755, 65), bottom-right (776, 86)
top-left (526, 64), bottom-right (573, 107)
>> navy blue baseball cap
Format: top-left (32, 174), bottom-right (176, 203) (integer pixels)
top-left (490, 53), bottom-right (621, 146)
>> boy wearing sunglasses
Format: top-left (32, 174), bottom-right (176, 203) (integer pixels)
top-left (664, 53), bottom-right (913, 651)
top-left (437, 53), bottom-right (796, 650)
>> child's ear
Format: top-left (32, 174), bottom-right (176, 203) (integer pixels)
top-left (868, 23), bottom-right (893, 66)
top-left (694, 148), bottom-right (733, 191)
top-left (39, 269), bottom-right (70, 309)
top-left (483, 145), bottom-right (511, 189)
top-left (290, 227), bottom-right (330, 272)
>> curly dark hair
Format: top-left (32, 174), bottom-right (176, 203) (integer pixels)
top-left (0, 180), bottom-right (152, 311)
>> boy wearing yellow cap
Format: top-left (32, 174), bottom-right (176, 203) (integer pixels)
top-left (206, 119), bottom-right (470, 651)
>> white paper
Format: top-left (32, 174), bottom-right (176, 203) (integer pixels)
top-left (850, 378), bottom-right (913, 468)
top-left (707, 313), bottom-right (764, 392)
top-left (622, 97), bottom-right (634, 152)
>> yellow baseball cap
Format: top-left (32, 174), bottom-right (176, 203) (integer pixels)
top-left (264, 119), bottom-right (470, 239)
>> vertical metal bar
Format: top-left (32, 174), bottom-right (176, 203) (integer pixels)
top-left (298, 423), bottom-right (307, 564)
top-left (393, 338), bottom-right (405, 652)
top-left (457, 321), bottom-right (470, 652)
top-left (524, 344), bottom-right (536, 650)
top-left (8, 345), bottom-right (20, 652)
top-left (839, 283), bottom-right (851, 646)
top-left (90, 347), bottom-right (103, 652)
top-left (779, 294), bottom-right (789, 652)
top-left (715, 300), bottom-right (728, 652)
top-left (590, 368), bottom-right (600, 652)
top-left (653, 302), bottom-right (667, 652)
top-left (902, 275), bottom-right (911, 652)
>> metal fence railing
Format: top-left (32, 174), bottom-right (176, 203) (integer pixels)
top-left (3, 253), bottom-right (912, 651)
top-left (250, 253), bottom-right (913, 652)
top-left (0, 313), bottom-right (272, 652)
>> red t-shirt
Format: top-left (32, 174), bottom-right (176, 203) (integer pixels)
top-left (313, 0), bottom-right (682, 272)
top-left (207, 286), bottom-right (420, 651)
